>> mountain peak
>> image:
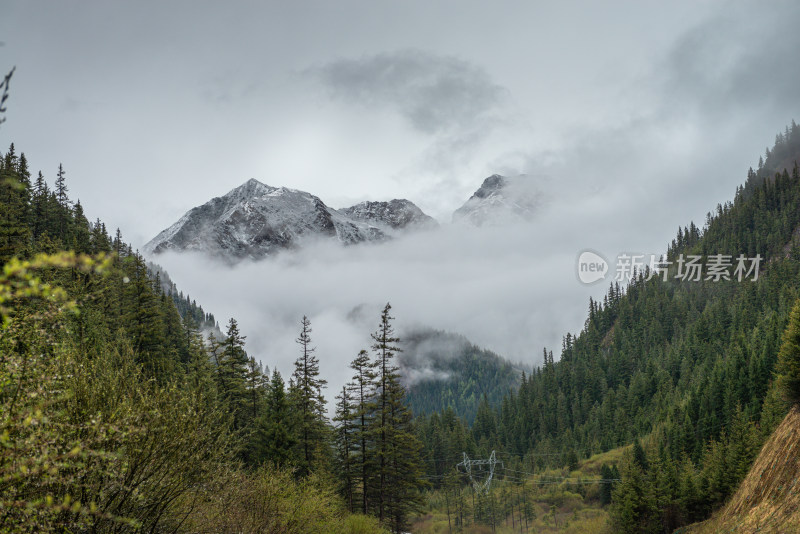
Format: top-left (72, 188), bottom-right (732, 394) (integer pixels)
top-left (144, 180), bottom-right (435, 261)
top-left (341, 199), bottom-right (438, 230)
top-left (452, 173), bottom-right (539, 226)
top-left (474, 174), bottom-right (507, 198)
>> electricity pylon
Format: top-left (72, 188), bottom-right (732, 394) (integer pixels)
top-left (457, 450), bottom-right (503, 494)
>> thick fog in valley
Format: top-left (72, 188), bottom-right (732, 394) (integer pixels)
top-left (149, 0), bottom-right (800, 397)
top-left (4, 0), bottom-right (800, 401)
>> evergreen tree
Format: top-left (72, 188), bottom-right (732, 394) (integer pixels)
top-left (16, 152), bottom-right (31, 227)
top-left (610, 447), bottom-right (658, 533)
top-left (252, 370), bottom-right (296, 467)
top-left (32, 170), bottom-right (48, 239)
top-left (334, 385), bottom-right (357, 512)
top-left (0, 144), bottom-right (31, 261)
top-left (349, 348), bottom-right (377, 514)
top-left (369, 303), bottom-right (426, 532)
top-left (245, 356), bottom-right (268, 424)
top-left (290, 315), bottom-right (328, 477)
top-left (600, 463), bottom-right (616, 506)
top-left (122, 253), bottom-right (171, 376)
top-left (776, 298), bottom-right (800, 405)
top-left (54, 163), bottom-right (69, 240)
top-left (217, 318), bottom-right (250, 433)
top-left (54, 162), bottom-right (68, 207)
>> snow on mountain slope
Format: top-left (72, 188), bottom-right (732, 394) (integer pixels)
top-left (144, 179), bottom-right (434, 261)
top-left (341, 199), bottom-right (438, 231)
top-left (452, 174), bottom-right (540, 226)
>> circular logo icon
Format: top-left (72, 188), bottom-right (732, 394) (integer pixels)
top-left (576, 250), bottom-right (609, 284)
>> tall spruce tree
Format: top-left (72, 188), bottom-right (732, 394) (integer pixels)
top-left (54, 163), bottom-right (69, 241)
top-left (290, 315), bottom-right (328, 477)
top-left (610, 446), bottom-right (658, 534)
top-left (334, 385), bottom-right (357, 512)
top-left (0, 144), bottom-right (31, 261)
top-left (32, 171), bottom-right (48, 239)
top-left (218, 318), bottom-right (250, 433)
top-left (252, 369), bottom-right (296, 467)
top-left (776, 298), bottom-right (800, 405)
top-left (349, 349), bottom-right (377, 514)
top-left (369, 303), bottom-right (426, 532)
top-left (122, 253), bottom-right (171, 376)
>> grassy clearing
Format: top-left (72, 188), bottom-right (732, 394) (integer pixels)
top-left (411, 446), bottom-right (627, 533)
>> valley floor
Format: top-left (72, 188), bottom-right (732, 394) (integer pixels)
top-left (410, 447), bottom-right (627, 533)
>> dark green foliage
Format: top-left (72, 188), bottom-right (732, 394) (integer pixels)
top-left (0, 144), bottom-right (404, 531)
top-left (290, 315), bottom-right (329, 477)
top-left (599, 463), bottom-right (618, 505)
top-left (148, 262), bottom-right (218, 332)
top-left (472, 394), bottom-right (497, 447)
top-left (417, 407), bottom-right (477, 487)
top-left (776, 299), bottom-right (800, 404)
top-left (216, 318), bottom-right (252, 433)
top-left (610, 448), bottom-right (659, 534)
top-left (332, 306), bottom-right (428, 532)
top-left (368, 304), bottom-right (427, 533)
top-left (334, 385), bottom-right (357, 512)
top-left (0, 144), bottom-right (32, 261)
top-left (402, 329), bottom-right (522, 423)
top-left (742, 119), bottom-right (800, 195)
top-left (251, 370), bottom-right (296, 467)
top-left (347, 349), bottom-right (377, 514)
top-left (417, 124), bottom-right (800, 532)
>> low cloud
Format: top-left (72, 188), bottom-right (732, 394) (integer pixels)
top-left (310, 49), bottom-right (507, 135)
top-left (661, 2), bottom-right (800, 120)
top-left (403, 367), bottom-right (452, 386)
top-left (151, 215), bottom-right (606, 409)
top-left (145, 1), bottom-right (800, 415)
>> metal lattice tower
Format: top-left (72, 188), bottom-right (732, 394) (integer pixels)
top-left (457, 450), bottom-right (503, 494)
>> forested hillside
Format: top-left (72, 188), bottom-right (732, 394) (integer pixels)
top-left (402, 329), bottom-right (523, 423)
top-left (0, 145), bottom-right (429, 533)
top-left (416, 124), bottom-right (800, 533)
top-left (6, 121), bottom-right (800, 533)
top-left (147, 262), bottom-right (222, 336)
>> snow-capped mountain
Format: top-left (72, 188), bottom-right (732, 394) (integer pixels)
top-left (452, 174), bottom-right (540, 226)
top-left (341, 199), bottom-right (438, 231)
top-left (144, 179), bottom-right (434, 261)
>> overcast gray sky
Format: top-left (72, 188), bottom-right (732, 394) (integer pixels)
top-left (2, 1), bottom-right (799, 393)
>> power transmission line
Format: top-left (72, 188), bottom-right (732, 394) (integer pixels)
top-left (457, 450), bottom-right (503, 494)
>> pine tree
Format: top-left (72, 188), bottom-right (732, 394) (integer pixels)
top-left (610, 447), bottom-right (658, 533)
top-left (252, 370), bottom-right (296, 467)
top-left (245, 356), bottom-right (268, 425)
top-left (217, 318), bottom-right (250, 432)
top-left (0, 144), bottom-right (31, 261)
top-left (369, 303), bottom-right (426, 532)
top-left (776, 298), bottom-right (800, 405)
top-left (290, 315), bottom-right (328, 477)
top-left (32, 171), bottom-right (48, 239)
top-left (349, 349), bottom-right (376, 514)
top-left (54, 163), bottom-right (68, 207)
top-left (54, 163), bottom-right (69, 241)
top-left (16, 152), bottom-right (31, 228)
top-left (72, 200), bottom-right (91, 252)
top-left (122, 253), bottom-right (171, 376)
top-left (334, 385), bottom-right (357, 512)
top-left (600, 463), bottom-right (615, 505)
top-left (472, 394), bottom-right (497, 445)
